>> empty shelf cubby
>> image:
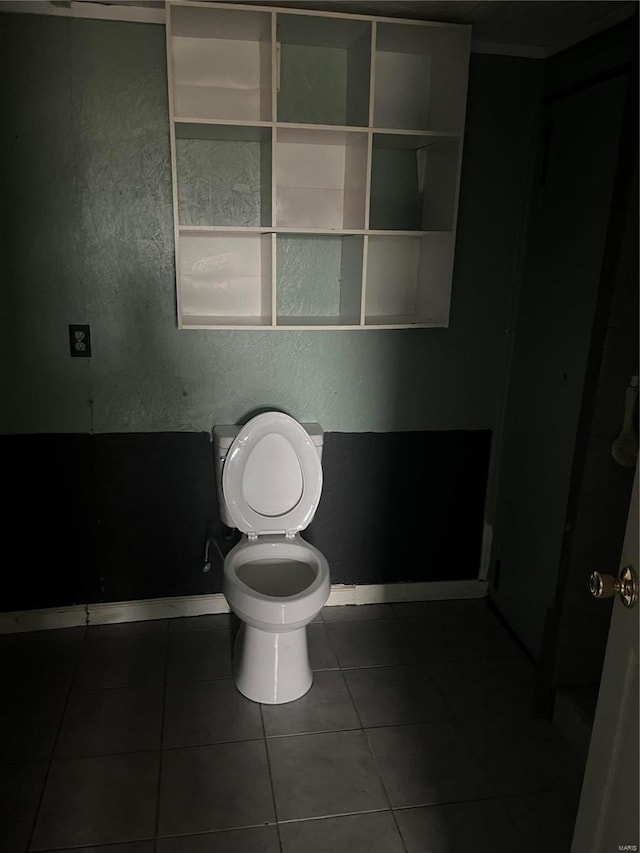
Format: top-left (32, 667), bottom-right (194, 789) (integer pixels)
top-left (369, 134), bottom-right (460, 231)
top-left (275, 127), bottom-right (368, 230)
top-left (277, 14), bottom-right (371, 127)
top-left (170, 5), bottom-right (272, 122)
top-left (364, 233), bottom-right (454, 326)
top-left (179, 231), bottom-right (273, 327)
top-left (373, 22), bottom-right (470, 133)
top-left (175, 124), bottom-right (272, 228)
top-left (276, 235), bottom-right (364, 326)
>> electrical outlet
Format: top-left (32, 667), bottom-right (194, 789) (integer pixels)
top-left (69, 324), bottom-right (91, 357)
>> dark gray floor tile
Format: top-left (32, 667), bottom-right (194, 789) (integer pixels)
top-left (163, 679), bottom-right (262, 748)
top-left (461, 717), bottom-right (584, 795)
top-left (0, 627), bottom-right (86, 648)
top-left (158, 741), bottom-right (274, 836)
top-left (0, 762), bottom-right (48, 853)
top-left (74, 635), bottom-right (167, 690)
top-left (280, 811), bottom-right (405, 853)
top-left (367, 721), bottom-right (493, 808)
top-left (31, 751), bottom-right (159, 849)
top-left (0, 630), bottom-right (84, 697)
top-left (403, 615), bottom-right (523, 663)
top-left (1, 647), bottom-right (77, 697)
top-left (0, 690), bottom-right (67, 764)
top-left (157, 826), bottom-right (280, 853)
top-left (169, 614), bottom-right (232, 633)
top-left (87, 620), bottom-right (168, 638)
top-left (55, 686), bottom-right (163, 758)
top-left (504, 789), bottom-right (580, 853)
top-left (268, 730), bottom-right (388, 821)
top-left (48, 844), bottom-right (154, 853)
top-left (262, 671), bottom-right (360, 737)
top-left (561, 684), bottom-right (599, 727)
top-left (307, 623), bottom-right (339, 670)
top-left (326, 620), bottom-right (416, 668)
top-left (392, 599), bottom-right (490, 621)
top-left (395, 799), bottom-right (526, 853)
top-left (344, 665), bottom-right (453, 728)
top-left (322, 604), bottom-right (395, 622)
top-left (166, 630), bottom-right (232, 683)
top-left (428, 657), bottom-right (536, 720)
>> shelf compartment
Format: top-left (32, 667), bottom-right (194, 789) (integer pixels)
top-left (364, 233), bottom-right (454, 326)
top-left (369, 133), bottom-right (460, 231)
top-left (275, 128), bottom-right (368, 230)
top-left (276, 14), bottom-right (371, 127)
top-left (178, 231), bottom-right (273, 325)
top-left (373, 22), bottom-right (470, 132)
top-left (175, 124), bottom-right (272, 227)
top-left (276, 234), bottom-right (363, 325)
top-left (170, 5), bottom-right (272, 122)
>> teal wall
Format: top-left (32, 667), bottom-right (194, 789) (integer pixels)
top-left (0, 13), bottom-right (543, 436)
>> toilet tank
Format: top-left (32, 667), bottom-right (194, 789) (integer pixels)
top-left (213, 422), bottom-right (323, 528)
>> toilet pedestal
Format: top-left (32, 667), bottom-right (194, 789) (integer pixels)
top-left (233, 624), bottom-right (313, 704)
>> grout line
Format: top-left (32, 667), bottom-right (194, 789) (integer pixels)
top-left (153, 620), bottom-right (171, 852)
top-left (31, 838), bottom-right (156, 852)
top-left (25, 622), bottom-right (88, 851)
top-left (259, 704), bottom-right (283, 853)
top-left (155, 821), bottom-right (278, 841)
top-left (501, 795), bottom-right (538, 853)
top-left (338, 660), bottom-right (409, 853)
top-left (389, 790), bottom-right (518, 814)
top-left (319, 615), bottom-right (342, 670)
top-left (276, 806), bottom-right (393, 825)
top-left (419, 664), bottom-right (459, 722)
top-left (264, 724), bottom-right (362, 740)
top-left (1, 710), bottom-right (563, 768)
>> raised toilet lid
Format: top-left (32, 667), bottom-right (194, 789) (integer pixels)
top-left (222, 412), bottom-right (323, 536)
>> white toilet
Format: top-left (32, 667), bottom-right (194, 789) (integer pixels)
top-left (213, 412), bottom-right (330, 704)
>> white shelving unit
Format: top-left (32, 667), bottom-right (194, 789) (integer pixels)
top-left (166, 1), bottom-right (471, 330)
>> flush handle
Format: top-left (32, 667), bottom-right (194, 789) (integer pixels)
top-left (589, 565), bottom-right (638, 609)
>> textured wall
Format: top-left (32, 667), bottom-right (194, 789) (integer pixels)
top-left (176, 138), bottom-right (267, 227)
top-left (0, 14), bottom-right (543, 436)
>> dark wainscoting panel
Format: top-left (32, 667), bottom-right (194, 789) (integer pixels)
top-left (93, 433), bottom-right (218, 603)
top-left (306, 431), bottom-right (491, 585)
top-left (2, 434), bottom-right (97, 610)
top-left (0, 430), bottom-right (491, 612)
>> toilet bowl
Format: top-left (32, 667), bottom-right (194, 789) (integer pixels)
top-left (214, 413), bottom-right (330, 704)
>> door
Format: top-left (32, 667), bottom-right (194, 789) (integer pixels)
top-left (571, 465), bottom-right (639, 852)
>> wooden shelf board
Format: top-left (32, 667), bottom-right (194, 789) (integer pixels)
top-left (174, 117), bottom-right (274, 128)
top-left (181, 315), bottom-right (274, 329)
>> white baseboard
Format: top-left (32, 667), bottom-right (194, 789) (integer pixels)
top-left (0, 579), bottom-right (487, 634)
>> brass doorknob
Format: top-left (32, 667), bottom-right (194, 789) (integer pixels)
top-left (590, 566), bottom-right (638, 609)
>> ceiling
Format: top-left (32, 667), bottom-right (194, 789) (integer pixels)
top-left (240, 1), bottom-right (638, 54)
top-left (5, 0), bottom-right (638, 56)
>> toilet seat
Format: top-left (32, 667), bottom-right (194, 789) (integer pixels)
top-left (224, 534), bottom-right (330, 630)
top-left (222, 412), bottom-right (323, 537)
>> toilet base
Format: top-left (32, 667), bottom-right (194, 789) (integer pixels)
top-left (233, 623), bottom-right (313, 704)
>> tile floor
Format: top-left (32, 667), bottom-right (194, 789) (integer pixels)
top-left (0, 600), bottom-right (584, 853)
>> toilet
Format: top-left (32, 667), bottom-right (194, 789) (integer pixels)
top-left (213, 412), bottom-right (330, 704)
